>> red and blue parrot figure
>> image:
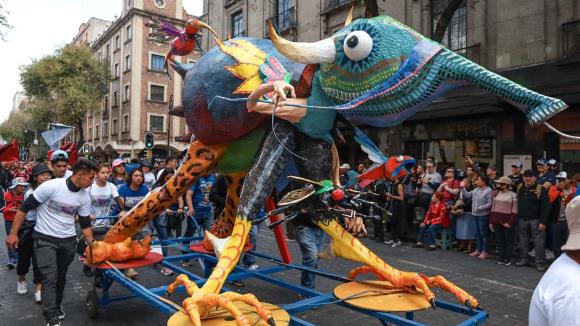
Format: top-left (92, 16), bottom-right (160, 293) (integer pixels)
top-left (145, 17), bottom-right (218, 75)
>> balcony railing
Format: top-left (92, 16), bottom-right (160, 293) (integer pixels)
top-left (265, 6), bottom-right (297, 38)
top-left (453, 44), bottom-right (481, 64)
top-left (323, 0), bottom-right (353, 13)
top-left (562, 20), bottom-right (580, 59)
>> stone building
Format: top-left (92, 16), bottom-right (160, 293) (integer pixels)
top-left (76, 0), bottom-right (199, 161)
top-left (200, 0), bottom-right (580, 173)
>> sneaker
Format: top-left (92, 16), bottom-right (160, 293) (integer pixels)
top-left (5, 262), bottom-right (15, 270)
top-left (478, 252), bottom-right (489, 260)
top-left (46, 322), bottom-right (61, 326)
top-left (384, 240), bottom-right (394, 245)
top-left (58, 306), bottom-right (65, 320)
top-left (230, 280), bottom-right (245, 287)
top-left (124, 268), bottom-right (139, 279)
top-left (515, 259), bottom-right (528, 267)
top-left (426, 245), bottom-right (436, 251)
top-left (504, 259), bottom-right (512, 266)
top-left (35, 289), bottom-right (42, 303)
top-left (247, 264), bottom-right (259, 271)
top-left (180, 261), bottom-right (193, 267)
top-left (391, 240), bottom-right (403, 248)
top-left (536, 264), bottom-right (547, 272)
top-left (160, 267), bottom-right (174, 276)
top-left (17, 280), bottom-right (28, 295)
top-left (469, 250), bottom-right (481, 257)
top-left (413, 242), bottom-right (424, 248)
top-left (495, 259), bottom-right (505, 265)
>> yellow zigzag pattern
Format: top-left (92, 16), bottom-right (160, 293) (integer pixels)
top-left (216, 39), bottom-right (267, 94)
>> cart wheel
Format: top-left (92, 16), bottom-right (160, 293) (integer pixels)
top-left (86, 290), bottom-right (99, 319)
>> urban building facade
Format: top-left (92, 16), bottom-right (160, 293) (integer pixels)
top-left (200, 0), bottom-right (580, 173)
top-left (76, 0), bottom-right (199, 161)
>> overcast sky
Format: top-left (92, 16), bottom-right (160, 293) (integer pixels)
top-left (0, 0), bottom-right (203, 124)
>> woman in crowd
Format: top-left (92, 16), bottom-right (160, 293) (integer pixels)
top-left (151, 168), bottom-right (184, 276)
top-left (438, 167), bottom-right (460, 205)
top-left (4, 177), bottom-right (28, 269)
top-left (16, 165), bottom-right (51, 302)
top-left (452, 176), bottom-right (476, 253)
top-left (141, 161), bottom-right (157, 190)
top-left (90, 163), bottom-right (126, 236)
top-left (108, 159), bottom-right (127, 188)
top-left (489, 176), bottom-right (518, 265)
top-left (385, 176), bottom-right (405, 247)
top-left (414, 192), bottom-right (450, 250)
top-left (116, 168), bottom-right (149, 279)
top-left (461, 175), bottom-right (493, 259)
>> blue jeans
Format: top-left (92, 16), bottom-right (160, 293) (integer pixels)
top-left (295, 226), bottom-right (329, 289)
top-left (5, 220), bottom-right (17, 263)
top-left (242, 224), bottom-right (259, 267)
top-left (474, 215), bottom-right (490, 252)
top-left (153, 214), bottom-right (169, 257)
top-left (416, 224), bottom-right (443, 246)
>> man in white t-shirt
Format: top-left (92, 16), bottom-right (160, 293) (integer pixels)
top-left (6, 158), bottom-right (97, 326)
top-left (529, 195), bottom-right (580, 326)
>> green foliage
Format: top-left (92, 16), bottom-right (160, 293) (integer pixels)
top-left (0, 3), bottom-right (12, 41)
top-left (19, 44), bottom-right (110, 144)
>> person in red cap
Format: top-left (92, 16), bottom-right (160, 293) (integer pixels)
top-left (108, 159), bottom-right (126, 188)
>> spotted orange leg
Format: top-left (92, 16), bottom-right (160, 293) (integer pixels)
top-left (317, 219), bottom-right (479, 310)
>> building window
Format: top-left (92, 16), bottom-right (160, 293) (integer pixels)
top-left (276, 0), bottom-right (293, 31)
top-left (150, 54), bottom-right (165, 71)
top-left (126, 24), bottom-right (132, 41)
top-left (149, 84), bottom-right (165, 102)
top-left (105, 44), bottom-right (110, 59)
top-left (112, 118), bottom-right (118, 135)
top-left (127, 0), bottom-right (131, 8)
top-left (125, 55), bottom-right (131, 71)
top-left (98, 51), bottom-right (102, 61)
top-left (113, 91), bottom-right (119, 106)
top-left (103, 96), bottom-right (109, 109)
top-left (122, 114), bottom-right (129, 132)
top-left (114, 63), bottom-right (119, 77)
top-left (232, 11), bottom-right (245, 38)
top-left (149, 115), bottom-right (165, 132)
top-left (103, 121), bottom-right (108, 137)
top-left (115, 35), bottom-right (120, 50)
top-left (430, 0), bottom-right (466, 51)
top-left (154, 0), bottom-right (166, 8)
top-left (124, 84), bottom-right (130, 101)
top-left (95, 124), bottom-right (100, 139)
top-left (88, 127), bottom-right (92, 140)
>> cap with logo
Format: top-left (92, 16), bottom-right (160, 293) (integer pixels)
top-left (511, 161), bottom-right (523, 168)
top-left (50, 150), bottom-right (69, 163)
top-left (556, 171), bottom-right (568, 180)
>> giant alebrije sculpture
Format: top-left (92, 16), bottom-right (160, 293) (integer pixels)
top-left (91, 13), bottom-right (568, 325)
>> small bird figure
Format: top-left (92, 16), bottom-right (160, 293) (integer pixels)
top-left (146, 16), bottom-right (219, 76)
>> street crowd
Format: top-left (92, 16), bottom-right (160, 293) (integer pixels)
top-left (342, 157), bottom-right (579, 272)
top-left (1, 150), bottom-right (579, 326)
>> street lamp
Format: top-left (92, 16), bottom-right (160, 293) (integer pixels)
top-left (167, 95), bottom-right (173, 157)
top-left (25, 129), bottom-right (39, 161)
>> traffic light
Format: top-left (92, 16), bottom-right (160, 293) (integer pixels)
top-left (81, 143), bottom-right (93, 156)
top-left (144, 132), bottom-right (154, 149)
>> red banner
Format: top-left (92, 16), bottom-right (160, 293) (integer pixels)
top-left (0, 140), bottom-right (19, 162)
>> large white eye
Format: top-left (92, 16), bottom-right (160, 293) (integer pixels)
top-left (343, 31), bottom-right (373, 61)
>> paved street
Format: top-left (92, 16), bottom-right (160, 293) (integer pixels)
top-left (0, 222), bottom-right (543, 325)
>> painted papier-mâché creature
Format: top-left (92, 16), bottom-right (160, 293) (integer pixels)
top-left (91, 13), bottom-right (568, 325)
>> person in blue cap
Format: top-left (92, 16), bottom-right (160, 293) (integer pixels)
top-left (50, 150), bottom-right (72, 179)
top-left (535, 159), bottom-right (556, 189)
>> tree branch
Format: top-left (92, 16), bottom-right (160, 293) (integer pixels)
top-left (432, 0), bottom-right (465, 43)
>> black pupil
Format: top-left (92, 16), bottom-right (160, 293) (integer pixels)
top-left (347, 35), bottom-right (358, 48)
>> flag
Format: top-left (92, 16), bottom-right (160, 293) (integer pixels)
top-left (42, 124), bottom-right (73, 150)
top-left (0, 140), bottom-right (19, 162)
top-left (47, 143), bottom-right (79, 165)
